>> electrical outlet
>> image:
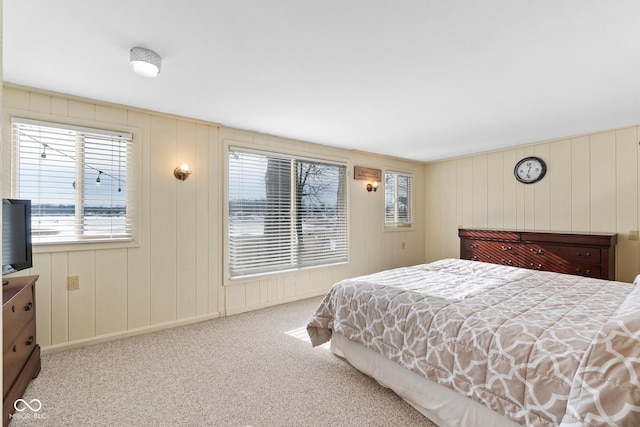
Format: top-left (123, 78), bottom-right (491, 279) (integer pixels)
top-left (68, 276), bottom-right (80, 290)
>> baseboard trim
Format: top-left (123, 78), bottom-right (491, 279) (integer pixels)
top-left (224, 290), bottom-right (326, 316)
top-left (41, 291), bottom-right (328, 354)
top-left (41, 312), bottom-right (221, 355)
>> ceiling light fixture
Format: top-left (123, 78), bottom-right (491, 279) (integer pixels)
top-left (130, 47), bottom-right (161, 78)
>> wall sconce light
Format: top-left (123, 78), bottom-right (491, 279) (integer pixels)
top-left (174, 164), bottom-right (191, 181)
top-left (354, 166), bottom-right (382, 193)
top-left (130, 47), bottom-right (162, 78)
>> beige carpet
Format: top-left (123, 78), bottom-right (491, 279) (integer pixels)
top-left (11, 296), bottom-right (436, 426)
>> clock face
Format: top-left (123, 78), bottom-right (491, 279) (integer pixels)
top-left (514, 157), bottom-right (546, 184)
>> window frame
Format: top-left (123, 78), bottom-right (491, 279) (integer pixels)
top-left (8, 116), bottom-right (140, 251)
top-left (384, 170), bottom-right (414, 229)
top-left (225, 143), bottom-right (349, 282)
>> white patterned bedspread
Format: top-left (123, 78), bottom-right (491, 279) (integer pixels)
top-left (307, 258), bottom-right (640, 426)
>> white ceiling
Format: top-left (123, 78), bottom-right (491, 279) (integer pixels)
top-left (4, 1), bottom-right (640, 162)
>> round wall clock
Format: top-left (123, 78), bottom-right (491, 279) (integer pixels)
top-left (514, 156), bottom-right (546, 184)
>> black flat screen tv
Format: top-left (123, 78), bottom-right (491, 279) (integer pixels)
top-left (2, 199), bottom-right (33, 284)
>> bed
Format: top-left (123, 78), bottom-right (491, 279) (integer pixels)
top-left (307, 258), bottom-right (640, 426)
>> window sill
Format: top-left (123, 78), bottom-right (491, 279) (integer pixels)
top-left (225, 260), bottom-right (349, 285)
top-left (384, 225), bottom-right (414, 232)
top-left (33, 239), bottom-right (139, 254)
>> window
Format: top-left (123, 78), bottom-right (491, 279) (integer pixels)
top-left (385, 171), bottom-right (413, 227)
top-left (11, 118), bottom-right (133, 244)
top-left (228, 147), bottom-right (348, 278)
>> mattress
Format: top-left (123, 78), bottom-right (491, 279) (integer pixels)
top-left (307, 258), bottom-right (640, 426)
top-left (330, 331), bottom-right (518, 427)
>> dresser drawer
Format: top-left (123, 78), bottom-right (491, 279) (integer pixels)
top-left (461, 240), bottom-right (520, 266)
top-left (524, 258), bottom-right (602, 278)
top-left (3, 318), bottom-right (37, 398)
top-left (3, 285), bottom-right (35, 354)
top-left (566, 264), bottom-right (602, 278)
top-left (459, 229), bottom-right (616, 280)
top-left (527, 244), bottom-right (601, 265)
top-left (557, 245), bottom-right (600, 264)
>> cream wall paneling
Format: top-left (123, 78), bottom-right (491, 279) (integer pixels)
top-left (125, 111), bottom-right (153, 331)
top-left (424, 125), bottom-right (640, 283)
top-left (571, 136), bottom-right (591, 232)
top-left (549, 139), bottom-right (572, 232)
top-left (615, 127), bottom-right (639, 282)
top-left (2, 86), bottom-right (224, 352)
top-left (149, 115), bottom-right (179, 325)
top-left (2, 85), bottom-right (426, 352)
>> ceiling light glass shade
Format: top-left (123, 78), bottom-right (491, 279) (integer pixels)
top-left (130, 47), bottom-right (161, 77)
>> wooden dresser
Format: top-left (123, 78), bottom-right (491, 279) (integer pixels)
top-left (459, 229), bottom-right (617, 280)
top-left (3, 276), bottom-right (41, 427)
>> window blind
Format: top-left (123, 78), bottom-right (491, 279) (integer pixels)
top-left (11, 118), bottom-right (133, 244)
top-left (228, 147), bottom-right (348, 278)
top-left (384, 171), bottom-right (413, 227)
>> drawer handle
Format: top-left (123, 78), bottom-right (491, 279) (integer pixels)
top-left (501, 245), bottom-right (512, 251)
top-left (24, 301), bottom-right (33, 311)
top-left (470, 243), bottom-right (478, 248)
top-left (530, 248), bottom-right (543, 255)
top-left (471, 255), bottom-right (478, 261)
top-left (502, 259), bottom-right (513, 265)
top-left (11, 305), bottom-right (15, 313)
top-left (26, 336), bottom-right (34, 346)
top-left (576, 268), bottom-right (591, 275)
top-left (12, 345), bottom-right (16, 352)
top-left (530, 263), bottom-right (544, 270)
top-left (576, 252), bottom-right (591, 259)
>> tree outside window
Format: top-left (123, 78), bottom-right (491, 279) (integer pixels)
top-left (228, 148), bottom-right (347, 278)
